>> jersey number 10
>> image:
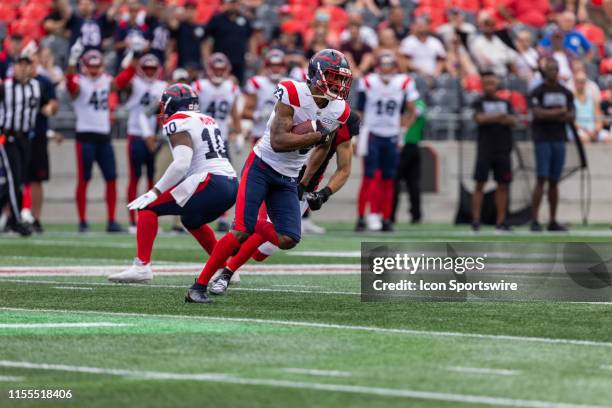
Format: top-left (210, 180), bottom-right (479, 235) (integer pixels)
top-left (201, 127), bottom-right (228, 159)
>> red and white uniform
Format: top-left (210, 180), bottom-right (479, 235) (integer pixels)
top-left (161, 111), bottom-right (236, 204)
top-left (71, 74), bottom-right (112, 134)
top-left (359, 73), bottom-right (419, 137)
top-left (244, 75), bottom-right (281, 139)
top-left (124, 76), bottom-right (167, 136)
top-left (253, 79), bottom-right (350, 178)
top-left (192, 78), bottom-right (240, 140)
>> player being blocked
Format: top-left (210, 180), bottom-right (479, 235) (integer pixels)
top-left (185, 49), bottom-right (353, 303)
top-left (108, 84), bottom-right (238, 283)
top-left (208, 111), bottom-right (361, 295)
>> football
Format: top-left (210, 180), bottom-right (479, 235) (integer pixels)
top-left (291, 120), bottom-right (317, 134)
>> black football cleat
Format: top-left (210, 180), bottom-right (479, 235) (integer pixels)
top-left (355, 217), bottom-right (366, 232)
top-left (185, 283), bottom-right (214, 304)
top-left (381, 219), bottom-right (394, 232)
top-left (9, 221), bottom-right (32, 237)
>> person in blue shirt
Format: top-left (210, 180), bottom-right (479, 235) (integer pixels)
top-left (538, 11), bottom-right (592, 59)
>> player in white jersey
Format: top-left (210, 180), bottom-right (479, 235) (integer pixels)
top-left (108, 84), bottom-right (238, 284)
top-left (65, 47), bottom-right (123, 233)
top-left (193, 53), bottom-right (242, 147)
top-left (355, 51), bottom-right (418, 232)
top-left (193, 52), bottom-right (241, 232)
top-left (186, 49), bottom-right (352, 303)
top-left (115, 53), bottom-right (167, 230)
top-left (242, 49), bottom-right (287, 144)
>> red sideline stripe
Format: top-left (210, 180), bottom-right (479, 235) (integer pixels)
top-left (280, 80), bottom-right (300, 106)
top-left (337, 102), bottom-right (350, 123)
top-left (234, 152), bottom-right (256, 232)
top-left (163, 113), bottom-right (190, 125)
top-left (401, 76), bottom-right (412, 90)
top-left (250, 77), bottom-right (260, 89)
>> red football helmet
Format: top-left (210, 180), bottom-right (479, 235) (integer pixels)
top-left (307, 49), bottom-right (352, 100)
top-left (81, 49), bottom-right (104, 78)
top-left (264, 49), bottom-right (286, 82)
top-left (206, 53), bottom-right (231, 85)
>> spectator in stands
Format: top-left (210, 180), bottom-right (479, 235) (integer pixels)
top-left (204, 0), bottom-right (253, 85)
top-left (444, 33), bottom-right (478, 78)
top-left (60, 0), bottom-right (120, 51)
top-left (514, 30), bottom-right (540, 82)
top-left (356, 0), bottom-right (400, 19)
top-left (399, 17), bottom-right (446, 80)
top-left (38, 47), bottom-right (65, 91)
top-left (528, 57), bottom-right (574, 232)
top-left (270, 5), bottom-right (304, 50)
top-left (306, 24), bottom-right (332, 60)
top-left (145, 0), bottom-right (171, 69)
top-left (340, 17), bottom-right (375, 78)
top-left (469, 11), bottom-right (517, 77)
top-left (169, 1), bottom-right (206, 70)
top-left (377, 28), bottom-right (399, 54)
top-left (573, 72), bottom-right (603, 142)
top-left (436, 8), bottom-right (477, 46)
top-left (274, 25), bottom-right (307, 69)
top-left (114, 0), bottom-right (149, 70)
top-left (471, 71), bottom-right (517, 232)
top-left (566, 59), bottom-right (601, 104)
top-left (599, 80), bottom-right (612, 142)
top-left (539, 11), bottom-right (592, 59)
top-left (540, 29), bottom-right (576, 83)
top-left (341, 12), bottom-right (378, 49)
top-left (498, 0), bottom-right (551, 28)
top-left (0, 35), bottom-right (23, 79)
top-left (377, 6), bottom-right (409, 41)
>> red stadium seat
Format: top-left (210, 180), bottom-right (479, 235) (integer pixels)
top-left (600, 58), bottom-right (612, 75)
top-left (20, 4), bottom-right (50, 22)
top-left (10, 19), bottom-right (43, 39)
top-left (463, 74), bottom-right (482, 93)
top-left (496, 89), bottom-right (527, 114)
top-left (0, 5), bottom-right (17, 22)
top-left (576, 23), bottom-right (605, 58)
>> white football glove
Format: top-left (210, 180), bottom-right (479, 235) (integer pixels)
top-left (68, 39), bottom-right (84, 67)
top-left (127, 190), bottom-right (159, 210)
top-left (234, 134), bottom-right (245, 154)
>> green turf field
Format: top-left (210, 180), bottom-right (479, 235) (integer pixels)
top-left (0, 224), bottom-right (611, 408)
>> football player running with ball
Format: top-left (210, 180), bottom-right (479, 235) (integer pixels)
top-left (108, 84), bottom-right (238, 284)
top-left (185, 49), bottom-right (352, 303)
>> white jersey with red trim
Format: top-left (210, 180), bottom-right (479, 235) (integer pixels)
top-left (244, 75), bottom-right (281, 138)
top-left (192, 78), bottom-right (239, 141)
top-left (125, 76), bottom-right (167, 137)
top-left (253, 79), bottom-right (350, 178)
top-left (359, 73), bottom-right (419, 137)
top-left (71, 74), bottom-right (112, 134)
top-left (161, 111), bottom-right (236, 178)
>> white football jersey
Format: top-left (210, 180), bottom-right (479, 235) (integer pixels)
top-left (254, 79), bottom-right (350, 178)
top-left (71, 74), bottom-right (112, 134)
top-left (359, 73), bottom-right (419, 137)
top-left (193, 78), bottom-right (240, 140)
top-left (161, 111), bottom-right (236, 178)
top-left (124, 76), bottom-right (167, 137)
top-left (244, 75), bottom-right (281, 138)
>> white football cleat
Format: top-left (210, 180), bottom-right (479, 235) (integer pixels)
top-left (108, 259), bottom-right (153, 283)
top-left (20, 208), bottom-right (35, 224)
top-left (366, 214), bottom-right (382, 231)
top-left (301, 218), bottom-right (325, 234)
top-left (128, 225), bottom-right (138, 235)
top-left (230, 271), bottom-right (240, 284)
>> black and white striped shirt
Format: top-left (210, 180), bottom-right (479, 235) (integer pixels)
top-left (0, 78), bottom-right (43, 135)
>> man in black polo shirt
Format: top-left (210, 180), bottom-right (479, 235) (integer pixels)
top-left (528, 58), bottom-right (574, 232)
top-left (471, 71), bottom-right (516, 232)
top-left (203, 0), bottom-right (253, 85)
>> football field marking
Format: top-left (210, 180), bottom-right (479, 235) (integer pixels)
top-left (53, 286), bottom-right (94, 291)
top-left (0, 360), bottom-right (606, 408)
top-left (0, 375), bottom-right (24, 381)
top-left (0, 322), bottom-right (131, 329)
top-left (281, 368), bottom-right (352, 377)
top-left (446, 366), bottom-right (520, 376)
top-left (2, 307), bottom-right (612, 349)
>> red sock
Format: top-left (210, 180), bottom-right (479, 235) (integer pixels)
top-left (196, 232), bottom-right (241, 285)
top-left (254, 220), bottom-right (278, 246)
top-left (227, 233), bottom-right (266, 272)
top-left (382, 179), bottom-right (395, 220)
top-left (127, 177), bottom-right (138, 225)
top-left (136, 210), bottom-right (158, 264)
top-left (188, 224), bottom-right (217, 254)
top-left (257, 203), bottom-right (268, 220)
top-left (76, 180), bottom-right (88, 223)
top-left (357, 177), bottom-right (373, 217)
top-left (106, 180), bottom-right (117, 222)
top-left (22, 184), bottom-right (32, 210)
top-left (370, 178), bottom-right (383, 215)
top-left (252, 250), bottom-right (269, 262)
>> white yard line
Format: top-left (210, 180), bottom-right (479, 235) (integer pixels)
top-left (53, 286), bottom-right (94, 291)
top-left (281, 368), bottom-right (352, 377)
top-left (0, 375), bottom-right (24, 381)
top-left (600, 365), bottom-right (612, 371)
top-left (287, 251), bottom-right (360, 257)
top-left (0, 360), bottom-right (605, 408)
top-left (0, 323), bottom-right (131, 329)
top-left (2, 307), bottom-right (612, 349)
top-left (446, 366), bottom-right (520, 376)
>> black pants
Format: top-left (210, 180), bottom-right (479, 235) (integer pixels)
top-left (392, 143), bottom-right (421, 223)
top-left (0, 135), bottom-right (30, 223)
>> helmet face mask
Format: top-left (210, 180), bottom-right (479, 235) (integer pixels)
top-left (376, 52), bottom-right (397, 82)
top-left (308, 49), bottom-right (353, 101)
top-left (207, 53), bottom-right (231, 85)
top-left (264, 49), bottom-right (286, 82)
top-left (81, 50), bottom-right (104, 78)
top-left (138, 54), bottom-right (161, 80)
